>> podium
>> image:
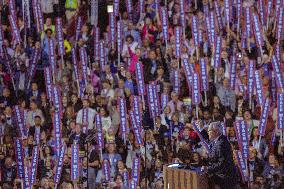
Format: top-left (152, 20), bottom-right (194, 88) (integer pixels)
top-left (163, 166), bottom-right (208, 189)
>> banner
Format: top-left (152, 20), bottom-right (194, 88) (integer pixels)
top-left (102, 159), bottom-right (111, 182)
top-left (205, 15), bottom-right (212, 46)
top-left (224, 0), bottom-right (231, 25)
top-left (132, 96), bottom-right (142, 129)
top-left (122, 170), bottom-right (129, 187)
top-left (244, 7), bottom-right (252, 39)
top-left (53, 86), bottom-right (62, 114)
top-left (53, 111), bottom-right (62, 155)
top-left (277, 92), bottom-right (284, 130)
top-left (276, 0), bottom-right (283, 13)
top-left (236, 0), bottom-right (242, 30)
top-left (131, 157), bottom-right (141, 188)
top-left (82, 108), bottom-right (88, 134)
top-left (252, 13), bottom-right (264, 50)
top-left (109, 13), bottom-right (116, 48)
top-left (271, 55), bottom-right (284, 89)
top-left (203, 3), bottom-right (209, 15)
top-left (275, 44), bottom-right (281, 61)
top-left (8, 15), bottom-right (21, 44)
top-left (173, 70), bottom-right (180, 94)
top-left (220, 121), bottom-right (226, 136)
top-left (160, 93), bottom-right (169, 111)
top-left (258, 0), bottom-right (266, 27)
top-left (180, 0), bottom-right (185, 28)
top-left (117, 21), bottom-right (123, 54)
top-left (267, 1), bottom-right (273, 25)
top-left (182, 58), bottom-right (193, 87)
top-left (213, 36), bottom-right (221, 68)
top-left (271, 71), bottom-right (277, 104)
top-left (259, 98), bottom-right (270, 136)
top-left (214, 0), bottom-right (223, 31)
top-left (192, 73), bottom-right (201, 105)
top-left (236, 120), bottom-right (249, 159)
top-left (138, 0), bottom-right (145, 15)
top-left (191, 15), bottom-right (199, 47)
top-left (0, 25), bottom-right (4, 58)
top-left (199, 58), bottom-right (209, 91)
top-left (125, 0), bottom-right (133, 18)
top-left (75, 16), bottom-right (83, 42)
top-left (174, 27), bottom-right (182, 58)
top-left (276, 7), bottom-right (284, 43)
top-left (236, 150), bottom-right (248, 182)
top-left (118, 98), bottom-right (127, 139)
top-left (147, 83), bottom-right (157, 118)
top-left (24, 163), bottom-right (30, 189)
top-left (96, 114), bottom-right (104, 149)
top-left (56, 18), bottom-right (65, 56)
top-left (129, 111), bottom-right (143, 145)
top-left (198, 28), bottom-right (203, 45)
top-left (71, 48), bottom-right (81, 96)
top-left (91, 0), bottom-right (98, 26)
top-left (160, 7), bottom-right (169, 42)
top-left (209, 11), bottom-right (216, 45)
top-left (79, 47), bottom-right (88, 87)
top-left (71, 144), bottom-right (80, 181)
top-left (48, 38), bottom-right (56, 75)
top-left (30, 145), bottom-right (39, 185)
top-left (23, 0), bottom-right (31, 29)
top-left (15, 139), bottom-right (24, 179)
top-left (153, 83), bottom-right (160, 117)
top-left (54, 145), bottom-right (66, 184)
top-left (33, 0), bottom-right (44, 32)
top-left (27, 49), bottom-right (40, 88)
top-left (229, 55), bottom-right (237, 90)
top-left (99, 40), bottom-right (105, 71)
top-left (9, 0), bottom-right (16, 19)
top-left (135, 62), bottom-right (145, 95)
top-left (113, 0), bottom-right (120, 16)
top-left (44, 66), bottom-right (53, 100)
top-left (247, 60), bottom-right (255, 96)
top-left (254, 70), bottom-right (264, 105)
top-left (93, 27), bottom-right (100, 61)
top-left (14, 106), bottom-right (26, 138)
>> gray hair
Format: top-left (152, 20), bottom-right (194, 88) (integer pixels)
top-left (208, 122), bottom-right (222, 135)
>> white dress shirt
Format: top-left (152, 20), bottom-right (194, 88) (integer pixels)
top-left (76, 107), bottom-right (97, 130)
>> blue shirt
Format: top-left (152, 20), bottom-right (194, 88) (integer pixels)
top-left (125, 80), bottom-right (135, 94)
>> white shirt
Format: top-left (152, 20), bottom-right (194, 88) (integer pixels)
top-left (76, 107), bottom-right (97, 130)
top-left (100, 88), bottom-right (114, 99)
top-left (40, 0), bottom-right (58, 14)
top-left (122, 41), bottom-right (138, 57)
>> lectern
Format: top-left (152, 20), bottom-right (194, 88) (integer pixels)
top-left (163, 166), bottom-right (209, 189)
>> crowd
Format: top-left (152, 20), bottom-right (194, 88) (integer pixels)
top-left (0, 0), bottom-right (284, 188)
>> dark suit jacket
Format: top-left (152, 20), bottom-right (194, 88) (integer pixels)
top-left (142, 58), bottom-right (162, 83)
top-left (27, 90), bottom-right (42, 104)
top-left (14, 71), bottom-right (28, 92)
top-left (207, 135), bottom-right (238, 188)
top-left (28, 125), bottom-right (48, 137)
top-left (69, 133), bottom-right (87, 150)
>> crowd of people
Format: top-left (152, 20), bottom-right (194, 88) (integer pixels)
top-left (0, 0), bottom-right (284, 188)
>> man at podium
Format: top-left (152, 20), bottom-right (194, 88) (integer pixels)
top-left (201, 122), bottom-right (238, 189)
